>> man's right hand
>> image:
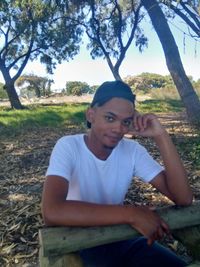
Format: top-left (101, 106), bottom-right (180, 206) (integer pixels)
top-left (129, 205), bottom-right (170, 245)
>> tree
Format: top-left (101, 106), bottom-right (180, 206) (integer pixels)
top-left (65, 81), bottom-right (93, 96)
top-left (125, 73), bottom-right (174, 93)
top-left (0, 0), bottom-right (83, 109)
top-left (141, 0), bottom-right (200, 123)
top-left (16, 74), bottom-right (53, 98)
top-left (80, 0), bottom-right (146, 80)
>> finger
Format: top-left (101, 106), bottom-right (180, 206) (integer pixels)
top-left (147, 232), bottom-right (157, 246)
top-left (147, 236), bottom-right (154, 246)
top-left (157, 226), bottom-right (164, 240)
top-left (141, 115), bottom-right (149, 129)
top-left (136, 115), bottom-right (145, 131)
top-left (161, 220), bottom-right (170, 235)
top-left (133, 113), bottom-right (139, 130)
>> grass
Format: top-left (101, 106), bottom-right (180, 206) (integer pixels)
top-left (0, 103), bottom-right (88, 137)
top-left (136, 99), bottom-right (184, 113)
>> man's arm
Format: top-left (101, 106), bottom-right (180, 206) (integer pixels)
top-left (132, 113), bottom-right (193, 206)
top-left (42, 175), bottom-right (169, 245)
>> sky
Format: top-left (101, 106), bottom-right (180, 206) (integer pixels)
top-left (0, 14), bottom-right (199, 91)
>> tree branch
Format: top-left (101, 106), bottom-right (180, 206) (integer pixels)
top-left (180, 1), bottom-right (200, 29)
top-left (163, 1), bottom-right (200, 38)
top-left (115, 4), bottom-right (141, 71)
top-left (114, 0), bottom-right (124, 49)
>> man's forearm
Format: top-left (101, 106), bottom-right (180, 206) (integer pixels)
top-left (154, 131), bottom-right (193, 205)
top-left (43, 200), bottom-right (132, 227)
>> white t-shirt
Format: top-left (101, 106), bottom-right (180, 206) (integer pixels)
top-left (46, 134), bottom-right (163, 204)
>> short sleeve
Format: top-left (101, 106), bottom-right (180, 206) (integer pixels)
top-left (46, 137), bottom-right (74, 181)
top-left (133, 143), bottom-right (164, 183)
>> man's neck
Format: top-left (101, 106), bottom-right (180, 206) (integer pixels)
top-left (84, 134), bottom-right (113, 160)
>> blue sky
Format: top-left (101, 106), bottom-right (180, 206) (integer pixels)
top-left (0, 14), bottom-right (199, 91)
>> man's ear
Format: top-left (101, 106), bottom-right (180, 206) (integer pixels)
top-left (86, 108), bottom-right (95, 125)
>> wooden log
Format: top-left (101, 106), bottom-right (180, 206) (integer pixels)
top-left (39, 201), bottom-right (200, 258)
top-left (39, 247), bottom-right (83, 267)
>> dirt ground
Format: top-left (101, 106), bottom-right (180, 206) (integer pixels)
top-left (0, 97), bottom-right (200, 266)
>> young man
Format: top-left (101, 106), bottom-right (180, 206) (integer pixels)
top-left (42, 80), bottom-right (193, 267)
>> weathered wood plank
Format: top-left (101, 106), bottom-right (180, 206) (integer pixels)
top-left (39, 201), bottom-right (200, 258)
top-left (39, 251), bottom-right (83, 267)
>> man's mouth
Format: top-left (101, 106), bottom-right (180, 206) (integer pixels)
top-left (107, 135), bottom-right (121, 143)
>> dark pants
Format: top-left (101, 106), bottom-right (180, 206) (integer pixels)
top-left (79, 237), bottom-right (187, 267)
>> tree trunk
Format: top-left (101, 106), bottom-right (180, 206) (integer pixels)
top-left (35, 86), bottom-right (41, 98)
top-left (112, 68), bottom-right (122, 81)
top-left (0, 61), bottom-right (24, 109)
top-left (142, 0), bottom-right (200, 124)
top-left (105, 56), bottom-right (122, 81)
top-left (5, 82), bottom-right (24, 109)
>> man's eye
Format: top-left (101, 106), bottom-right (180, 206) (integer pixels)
top-left (122, 120), bottom-right (131, 127)
top-left (105, 116), bottom-right (114, 122)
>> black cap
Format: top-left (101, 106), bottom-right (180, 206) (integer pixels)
top-left (87, 80), bottom-right (135, 128)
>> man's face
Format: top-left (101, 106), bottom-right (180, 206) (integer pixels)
top-left (88, 97), bottom-right (135, 149)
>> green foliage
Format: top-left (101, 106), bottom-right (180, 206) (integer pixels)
top-left (0, 82), bottom-right (7, 99)
top-left (84, 1), bottom-right (146, 60)
top-left (16, 74), bottom-right (53, 98)
top-left (78, 1), bottom-right (147, 79)
top-left (0, 0), bottom-right (83, 75)
top-left (125, 73), bottom-right (175, 93)
top-left (65, 81), bottom-right (95, 96)
top-left (0, 0), bottom-right (84, 109)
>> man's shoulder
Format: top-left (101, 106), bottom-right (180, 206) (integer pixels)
top-left (56, 134), bottom-right (84, 148)
top-left (58, 133), bottom-right (83, 142)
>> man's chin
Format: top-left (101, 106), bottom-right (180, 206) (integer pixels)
top-left (104, 136), bottom-right (122, 149)
top-left (103, 144), bottom-right (116, 150)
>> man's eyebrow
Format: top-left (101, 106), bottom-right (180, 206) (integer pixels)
top-left (104, 112), bottom-right (117, 117)
top-left (105, 112), bottom-right (133, 120)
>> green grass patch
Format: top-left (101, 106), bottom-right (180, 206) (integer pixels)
top-left (137, 99), bottom-right (184, 113)
top-left (0, 99), bottom-right (185, 137)
top-left (0, 103), bottom-right (88, 136)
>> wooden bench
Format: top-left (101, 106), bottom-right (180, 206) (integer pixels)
top-left (39, 201), bottom-right (200, 267)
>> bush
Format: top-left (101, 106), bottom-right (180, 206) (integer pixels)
top-left (65, 81), bottom-right (94, 96)
top-left (124, 73), bottom-right (174, 93)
